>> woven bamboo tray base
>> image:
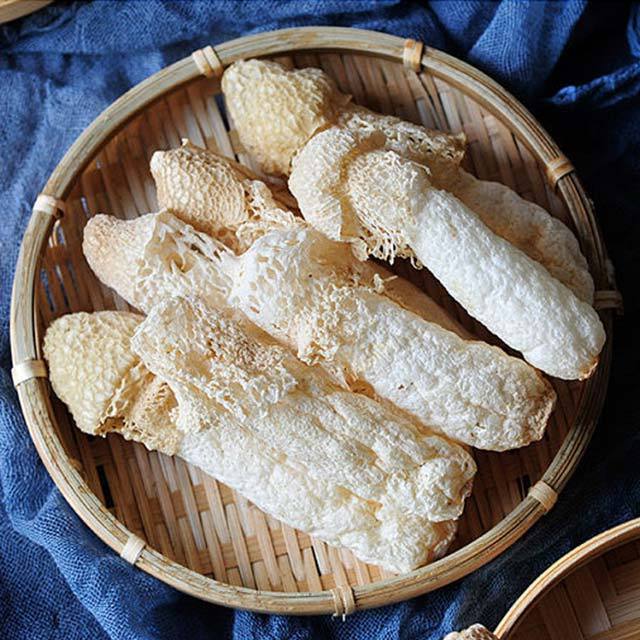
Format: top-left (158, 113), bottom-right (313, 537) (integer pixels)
top-left (14, 28), bottom-right (615, 613)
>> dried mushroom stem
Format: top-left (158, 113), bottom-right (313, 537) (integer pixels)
top-left (289, 127), bottom-right (605, 380)
top-left (133, 296), bottom-right (476, 524)
top-left (43, 306), bottom-right (472, 573)
top-left (222, 58), bottom-right (594, 303)
top-left (83, 211), bottom-right (556, 451)
top-left (150, 142), bottom-right (469, 337)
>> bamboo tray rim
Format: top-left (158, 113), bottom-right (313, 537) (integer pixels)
top-left (495, 518), bottom-right (640, 638)
top-left (10, 26), bottom-right (615, 614)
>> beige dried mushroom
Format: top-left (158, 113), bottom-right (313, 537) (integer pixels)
top-left (83, 211), bottom-right (555, 451)
top-left (150, 141), bottom-right (296, 253)
top-left (43, 301), bottom-right (474, 573)
top-left (443, 625), bottom-right (497, 640)
top-left (134, 296), bottom-right (476, 525)
top-left (149, 141), bottom-right (468, 336)
top-left (222, 58), bottom-right (594, 303)
top-left (43, 310), bottom-right (180, 454)
top-left (221, 59), bottom-right (351, 175)
top-left (290, 127), bottom-right (605, 380)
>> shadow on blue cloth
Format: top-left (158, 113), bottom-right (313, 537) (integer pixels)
top-left (0, 2), bottom-right (638, 639)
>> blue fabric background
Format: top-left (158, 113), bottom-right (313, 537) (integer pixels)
top-left (1, 1), bottom-right (638, 638)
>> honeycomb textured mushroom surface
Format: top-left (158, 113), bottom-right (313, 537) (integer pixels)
top-left (223, 58), bottom-right (593, 302)
top-left (290, 126), bottom-right (605, 379)
top-left (44, 303), bottom-right (472, 573)
top-left (84, 212), bottom-right (556, 451)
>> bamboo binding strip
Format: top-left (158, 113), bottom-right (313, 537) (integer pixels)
top-left (594, 289), bottom-right (624, 312)
top-left (33, 194), bottom-right (65, 219)
top-left (10, 27), bottom-right (616, 615)
top-left (546, 155), bottom-right (575, 188)
top-left (331, 585), bottom-right (356, 620)
top-left (192, 46), bottom-right (224, 79)
top-left (120, 534), bottom-right (146, 565)
top-left (403, 38), bottom-right (424, 71)
top-left (11, 359), bottom-right (47, 387)
top-left (527, 482), bottom-right (558, 514)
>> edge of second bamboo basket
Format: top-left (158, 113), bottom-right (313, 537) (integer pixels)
top-left (494, 518), bottom-right (640, 638)
top-left (9, 26), bottom-right (614, 614)
top-left (0, 0), bottom-right (52, 25)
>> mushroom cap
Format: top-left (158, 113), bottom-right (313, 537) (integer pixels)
top-left (43, 310), bottom-right (145, 434)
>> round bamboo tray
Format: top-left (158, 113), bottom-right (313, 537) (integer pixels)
top-left (10, 27), bottom-right (618, 615)
top-left (496, 518), bottom-right (640, 639)
top-left (0, 0), bottom-right (51, 24)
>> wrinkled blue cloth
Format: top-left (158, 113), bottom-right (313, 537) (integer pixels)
top-left (0, 2), bottom-right (638, 639)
